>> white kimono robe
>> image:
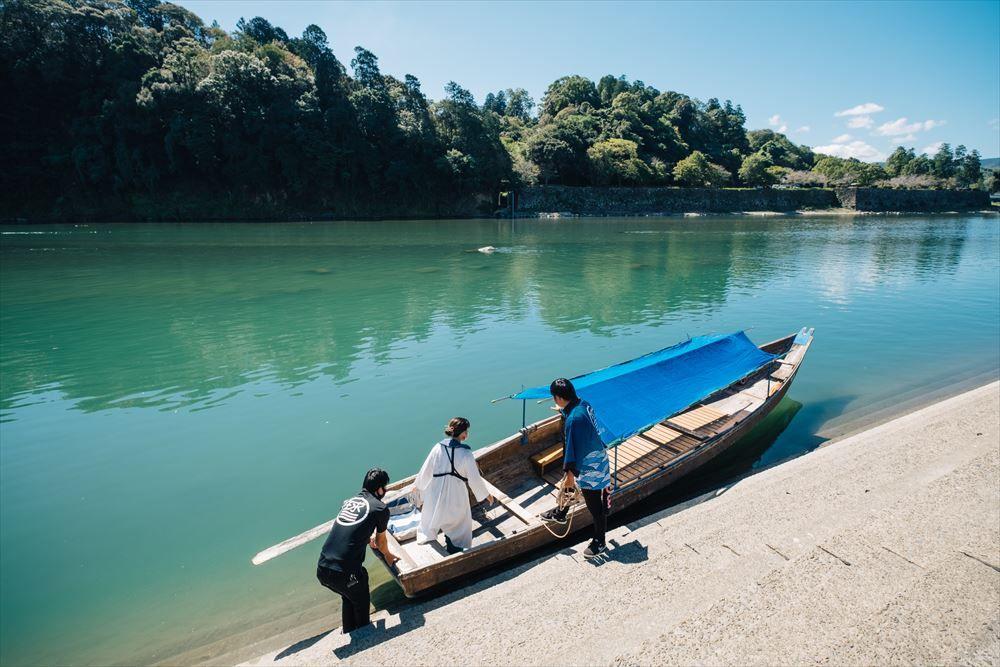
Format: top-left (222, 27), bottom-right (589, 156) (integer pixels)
top-left (414, 438), bottom-right (490, 549)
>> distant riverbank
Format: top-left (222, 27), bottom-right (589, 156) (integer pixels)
top-left (2, 186), bottom-right (992, 223)
top-left (512, 185), bottom-right (992, 218)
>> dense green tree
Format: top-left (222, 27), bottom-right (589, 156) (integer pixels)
top-left (540, 75), bottom-right (599, 118)
top-left (525, 124), bottom-right (579, 184)
top-left (957, 147), bottom-right (982, 188)
top-left (483, 87), bottom-right (534, 121)
top-left (812, 156), bottom-right (887, 186)
top-left (504, 88), bottom-right (534, 121)
top-left (901, 154), bottom-right (934, 176)
top-left (738, 153), bottom-right (777, 186)
top-left (988, 170), bottom-right (1000, 193)
top-left (673, 151), bottom-right (729, 187)
top-left (931, 143), bottom-right (955, 179)
top-left (587, 139), bottom-right (652, 185)
top-left (885, 146), bottom-right (916, 177)
top-left (746, 130), bottom-right (814, 170)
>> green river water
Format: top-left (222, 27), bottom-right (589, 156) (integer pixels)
top-left (1, 215), bottom-right (998, 665)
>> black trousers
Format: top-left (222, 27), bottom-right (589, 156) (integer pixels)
top-left (582, 488), bottom-right (608, 546)
top-left (316, 565), bottom-right (370, 633)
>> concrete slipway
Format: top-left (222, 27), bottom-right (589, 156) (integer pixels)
top-left (241, 381), bottom-right (999, 666)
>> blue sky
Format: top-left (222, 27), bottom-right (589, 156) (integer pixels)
top-left (177, 0), bottom-right (1000, 160)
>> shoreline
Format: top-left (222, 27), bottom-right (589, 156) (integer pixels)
top-left (174, 377), bottom-right (1000, 666)
top-left (520, 208), bottom-right (997, 219)
top-left (1, 208), bottom-right (996, 225)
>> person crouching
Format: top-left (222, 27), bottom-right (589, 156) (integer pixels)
top-left (316, 468), bottom-right (398, 633)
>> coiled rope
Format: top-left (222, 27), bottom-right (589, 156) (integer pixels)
top-left (541, 481), bottom-right (582, 539)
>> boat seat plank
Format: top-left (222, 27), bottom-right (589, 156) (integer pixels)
top-left (615, 448), bottom-right (675, 486)
top-left (771, 364), bottom-right (794, 381)
top-left (530, 442), bottom-right (564, 475)
top-left (508, 478), bottom-right (559, 516)
top-left (741, 378), bottom-right (780, 401)
top-left (385, 531), bottom-right (419, 574)
top-left (703, 393), bottom-right (755, 417)
top-left (667, 405), bottom-right (726, 431)
top-left (661, 422), bottom-right (707, 440)
top-left (542, 469), bottom-right (564, 487)
top-left (610, 438), bottom-right (658, 469)
top-left (631, 443), bottom-right (673, 469)
top-left (639, 432), bottom-right (686, 455)
top-left (401, 540), bottom-right (446, 568)
top-left (483, 480), bottom-right (536, 526)
top-left (670, 434), bottom-right (701, 452)
top-left (643, 424), bottom-right (683, 444)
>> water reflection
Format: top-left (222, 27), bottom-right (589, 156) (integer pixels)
top-left (0, 216), bottom-right (983, 415)
top-left (0, 216), bottom-right (996, 667)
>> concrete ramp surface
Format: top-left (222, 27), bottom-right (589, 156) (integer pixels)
top-left (243, 382), bottom-right (1000, 666)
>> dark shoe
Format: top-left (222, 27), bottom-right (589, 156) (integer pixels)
top-left (583, 540), bottom-right (607, 559)
top-left (540, 507), bottom-right (569, 526)
top-left (444, 535), bottom-right (463, 555)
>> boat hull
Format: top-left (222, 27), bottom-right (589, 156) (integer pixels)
top-left (390, 335), bottom-right (807, 597)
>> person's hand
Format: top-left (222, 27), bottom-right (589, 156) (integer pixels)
top-left (369, 536), bottom-right (378, 549)
top-left (386, 553), bottom-right (399, 567)
top-left (486, 494), bottom-right (496, 505)
top-left (563, 471), bottom-right (576, 489)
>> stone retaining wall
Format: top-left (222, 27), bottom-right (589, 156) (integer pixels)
top-left (514, 185), bottom-right (990, 216)
top-left (516, 186), bottom-right (837, 216)
top-left (835, 187), bottom-right (990, 212)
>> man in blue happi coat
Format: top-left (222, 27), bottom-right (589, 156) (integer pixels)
top-left (540, 378), bottom-right (611, 558)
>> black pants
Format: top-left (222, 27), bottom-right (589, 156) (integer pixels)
top-left (316, 565), bottom-right (370, 633)
top-left (582, 488), bottom-right (608, 546)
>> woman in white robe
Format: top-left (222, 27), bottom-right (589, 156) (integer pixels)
top-left (414, 417), bottom-right (493, 553)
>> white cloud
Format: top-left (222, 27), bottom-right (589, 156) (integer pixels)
top-left (875, 117), bottom-right (946, 136)
top-left (835, 102), bottom-right (885, 117)
top-left (847, 115), bottom-right (874, 129)
top-left (768, 114), bottom-right (787, 133)
top-left (814, 139), bottom-right (885, 162)
top-left (794, 125), bottom-right (810, 133)
top-left (832, 133), bottom-right (853, 144)
top-left (922, 141), bottom-right (944, 154)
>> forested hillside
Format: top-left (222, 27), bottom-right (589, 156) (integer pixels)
top-left (0, 0), bottom-right (992, 220)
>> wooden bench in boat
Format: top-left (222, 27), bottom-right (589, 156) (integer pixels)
top-left (667, 405), bottom-right (726, 432)
top-left (530, 442), bottom-right (564, 475)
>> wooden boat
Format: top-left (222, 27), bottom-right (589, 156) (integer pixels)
top-left (252, 328), bottom-right (813, 597)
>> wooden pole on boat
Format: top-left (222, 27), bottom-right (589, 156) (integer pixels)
top-left (251, 519), bottom-right (335, 565)
top-left (614, 443), bottom-right (618, 491)
top-left (521, 394), bottom-right (527, 445)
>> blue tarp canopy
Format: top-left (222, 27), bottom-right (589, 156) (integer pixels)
top-left (512, 331), bottom-right (776, 445)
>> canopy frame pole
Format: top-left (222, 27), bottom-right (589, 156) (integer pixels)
top-left (520, 385), bottom-right (528, 446)
top-left (613, 443), bottom-right (619, 491)
top-left (521, 399), bottom-right (527, 443)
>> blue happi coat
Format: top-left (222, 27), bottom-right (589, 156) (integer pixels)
top-left (561, 399), bottom-right (611, 490)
